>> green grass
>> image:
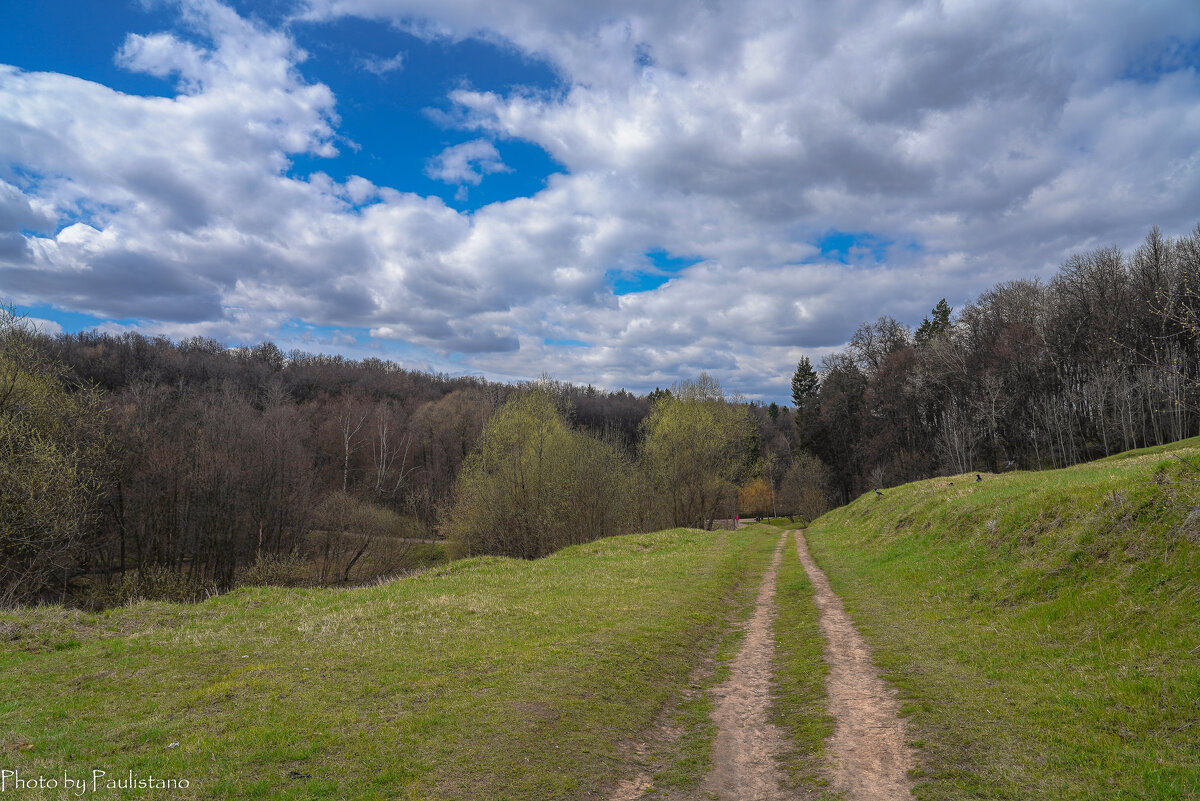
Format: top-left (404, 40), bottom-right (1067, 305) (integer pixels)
top-left (770, 529), bottom-right (839, 799)
top-left (645, 529), bottom-right (780, 794)
top-left (0, 526), bottom-right (779, 800)
top-left (803, 438), bottom-right (1200, 800)
top-left (761, 517), bottom-right (803, 528)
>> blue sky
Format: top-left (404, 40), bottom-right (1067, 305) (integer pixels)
top-left (0, 0), bottom-right (564, 211)
top-left (2, 0), bottom-right (1200, 401)
top-left (283, 13), bottom-right (565, 210)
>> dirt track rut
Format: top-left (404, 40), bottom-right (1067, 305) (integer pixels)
top-left (696, 531), bottom-right (791, 800)
top-left (795, 530), bottom-right (915, 800)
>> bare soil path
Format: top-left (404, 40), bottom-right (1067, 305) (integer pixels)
top-left (611, 530), bottom-right (915, 801)
top-left (609, 531), bottom-right (791, 801)
top-left (696, 530), bottom-right (791, 800)
top-left (794, 530), bottom-right (915, 800)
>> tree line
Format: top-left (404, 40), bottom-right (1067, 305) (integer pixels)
top-left (793, 223), bottom-right (1200, 502)
top-left (0, 314), bottom-right (821, 606)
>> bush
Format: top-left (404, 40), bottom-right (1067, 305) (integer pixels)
top-left (235, 552), bottom-right (311, 587)
top-left (312, 492), bottom-right (423, 584)
top-left (78, 565), bottom-right (216, 610)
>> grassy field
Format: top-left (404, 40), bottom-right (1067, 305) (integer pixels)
top-left (804, 438), bottom-right (1200, 800)
top-left (634, 531), bottom-right (777, 796)
top-left (9, 436), bottom-right (1193, 801)
top-left (0, 526), bottom-right (779, 800)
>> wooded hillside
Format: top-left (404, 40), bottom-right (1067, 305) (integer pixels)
top-left (1, 314), bottom-right (804, 604)
top-left (796, 224), bottom-right (1200, 501)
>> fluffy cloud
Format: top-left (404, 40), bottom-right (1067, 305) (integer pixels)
top-left (298, 0), bottom-right (1200, 395)
top-left (23, 317), bottom-right (64, 336)
top-left (425, 139), bottom-right (511, 200)
top-left (2, 0), bottom-right (1200, 399)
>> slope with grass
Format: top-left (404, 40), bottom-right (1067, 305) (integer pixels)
top-left (0, 526), bottom-right (779, 800)
top-left (803, 438), bottom-right (1200, 800)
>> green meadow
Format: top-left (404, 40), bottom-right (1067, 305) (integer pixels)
top-left (0, 527), bottom-right (779, 800)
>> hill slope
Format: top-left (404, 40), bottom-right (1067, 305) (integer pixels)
top-left (803, 438), bottom-right (1200, 799)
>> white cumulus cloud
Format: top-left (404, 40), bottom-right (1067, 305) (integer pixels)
top-left (425, 139), bottom-right (511, 186)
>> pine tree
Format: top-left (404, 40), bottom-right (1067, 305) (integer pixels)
top-left (931, 298), bottom-right (952, 332)
top-left (791, 357), bottom-right (819, 407)
top-left (915, 298), bottom-right (953, 346)
top-left (915, 317), bottom-right (933, 345)
top-left (647, 387), bottom-right (672, 405)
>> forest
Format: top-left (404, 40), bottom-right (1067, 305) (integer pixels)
top-left (0, 311), bottom-right (809, 606)
top-left (3, 221), bottom-right (1199, 607)
top-left (797, 224), bottom-right (1200, 502)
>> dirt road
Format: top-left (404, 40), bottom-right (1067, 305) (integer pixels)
top-left (611, 529), bottom-right (914, 801)
top-left (795, 530), bottom-right (915, 800)
top-left (697, 530), bottom-right (791, 800)
top-left (607, 531), bottom-right (791, 801)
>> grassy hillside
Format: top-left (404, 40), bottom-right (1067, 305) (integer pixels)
top-left (0, 527), bottom-right (779, 800)
top-left (804, 438), bottom-right (1200, 800)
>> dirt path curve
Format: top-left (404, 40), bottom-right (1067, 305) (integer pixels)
top-left (697, 530), bottom-right (791, 800)
top-left (794, 531), bottom-right (915, 800)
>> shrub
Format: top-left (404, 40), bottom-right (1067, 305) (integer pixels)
top-left (312, 491), bottom-right (423, 584)
top-left (445, 389), bottom-right (635, 558)
top-left (78, 565), bottom-right (216, 610)
top-left (235, 552), bottom-right (311, 587)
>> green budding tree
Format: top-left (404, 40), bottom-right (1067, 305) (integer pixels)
top-left (0, 307), bottom-right (108, 605)
top-left (639, 373), bottom-right (754, 529)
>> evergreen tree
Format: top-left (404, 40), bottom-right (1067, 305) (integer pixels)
top-left (915, 298), bottom-right (953, 346)
top-left (767, 401), bottom-right (779, 420)
top-left (791, 357), bottom-right (819, 407)
top-left (646, 387), bottom-right (672, 405)
top-left (931, 298), bottom-right (952, 330)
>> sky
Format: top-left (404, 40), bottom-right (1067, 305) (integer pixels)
top-left (2, 0), bottom-right (1199, 402)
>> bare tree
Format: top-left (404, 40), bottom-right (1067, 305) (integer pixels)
top-left (370, 401), bottom-right (421, 499)
top-left (339, 395), bottom-right (368, 493)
